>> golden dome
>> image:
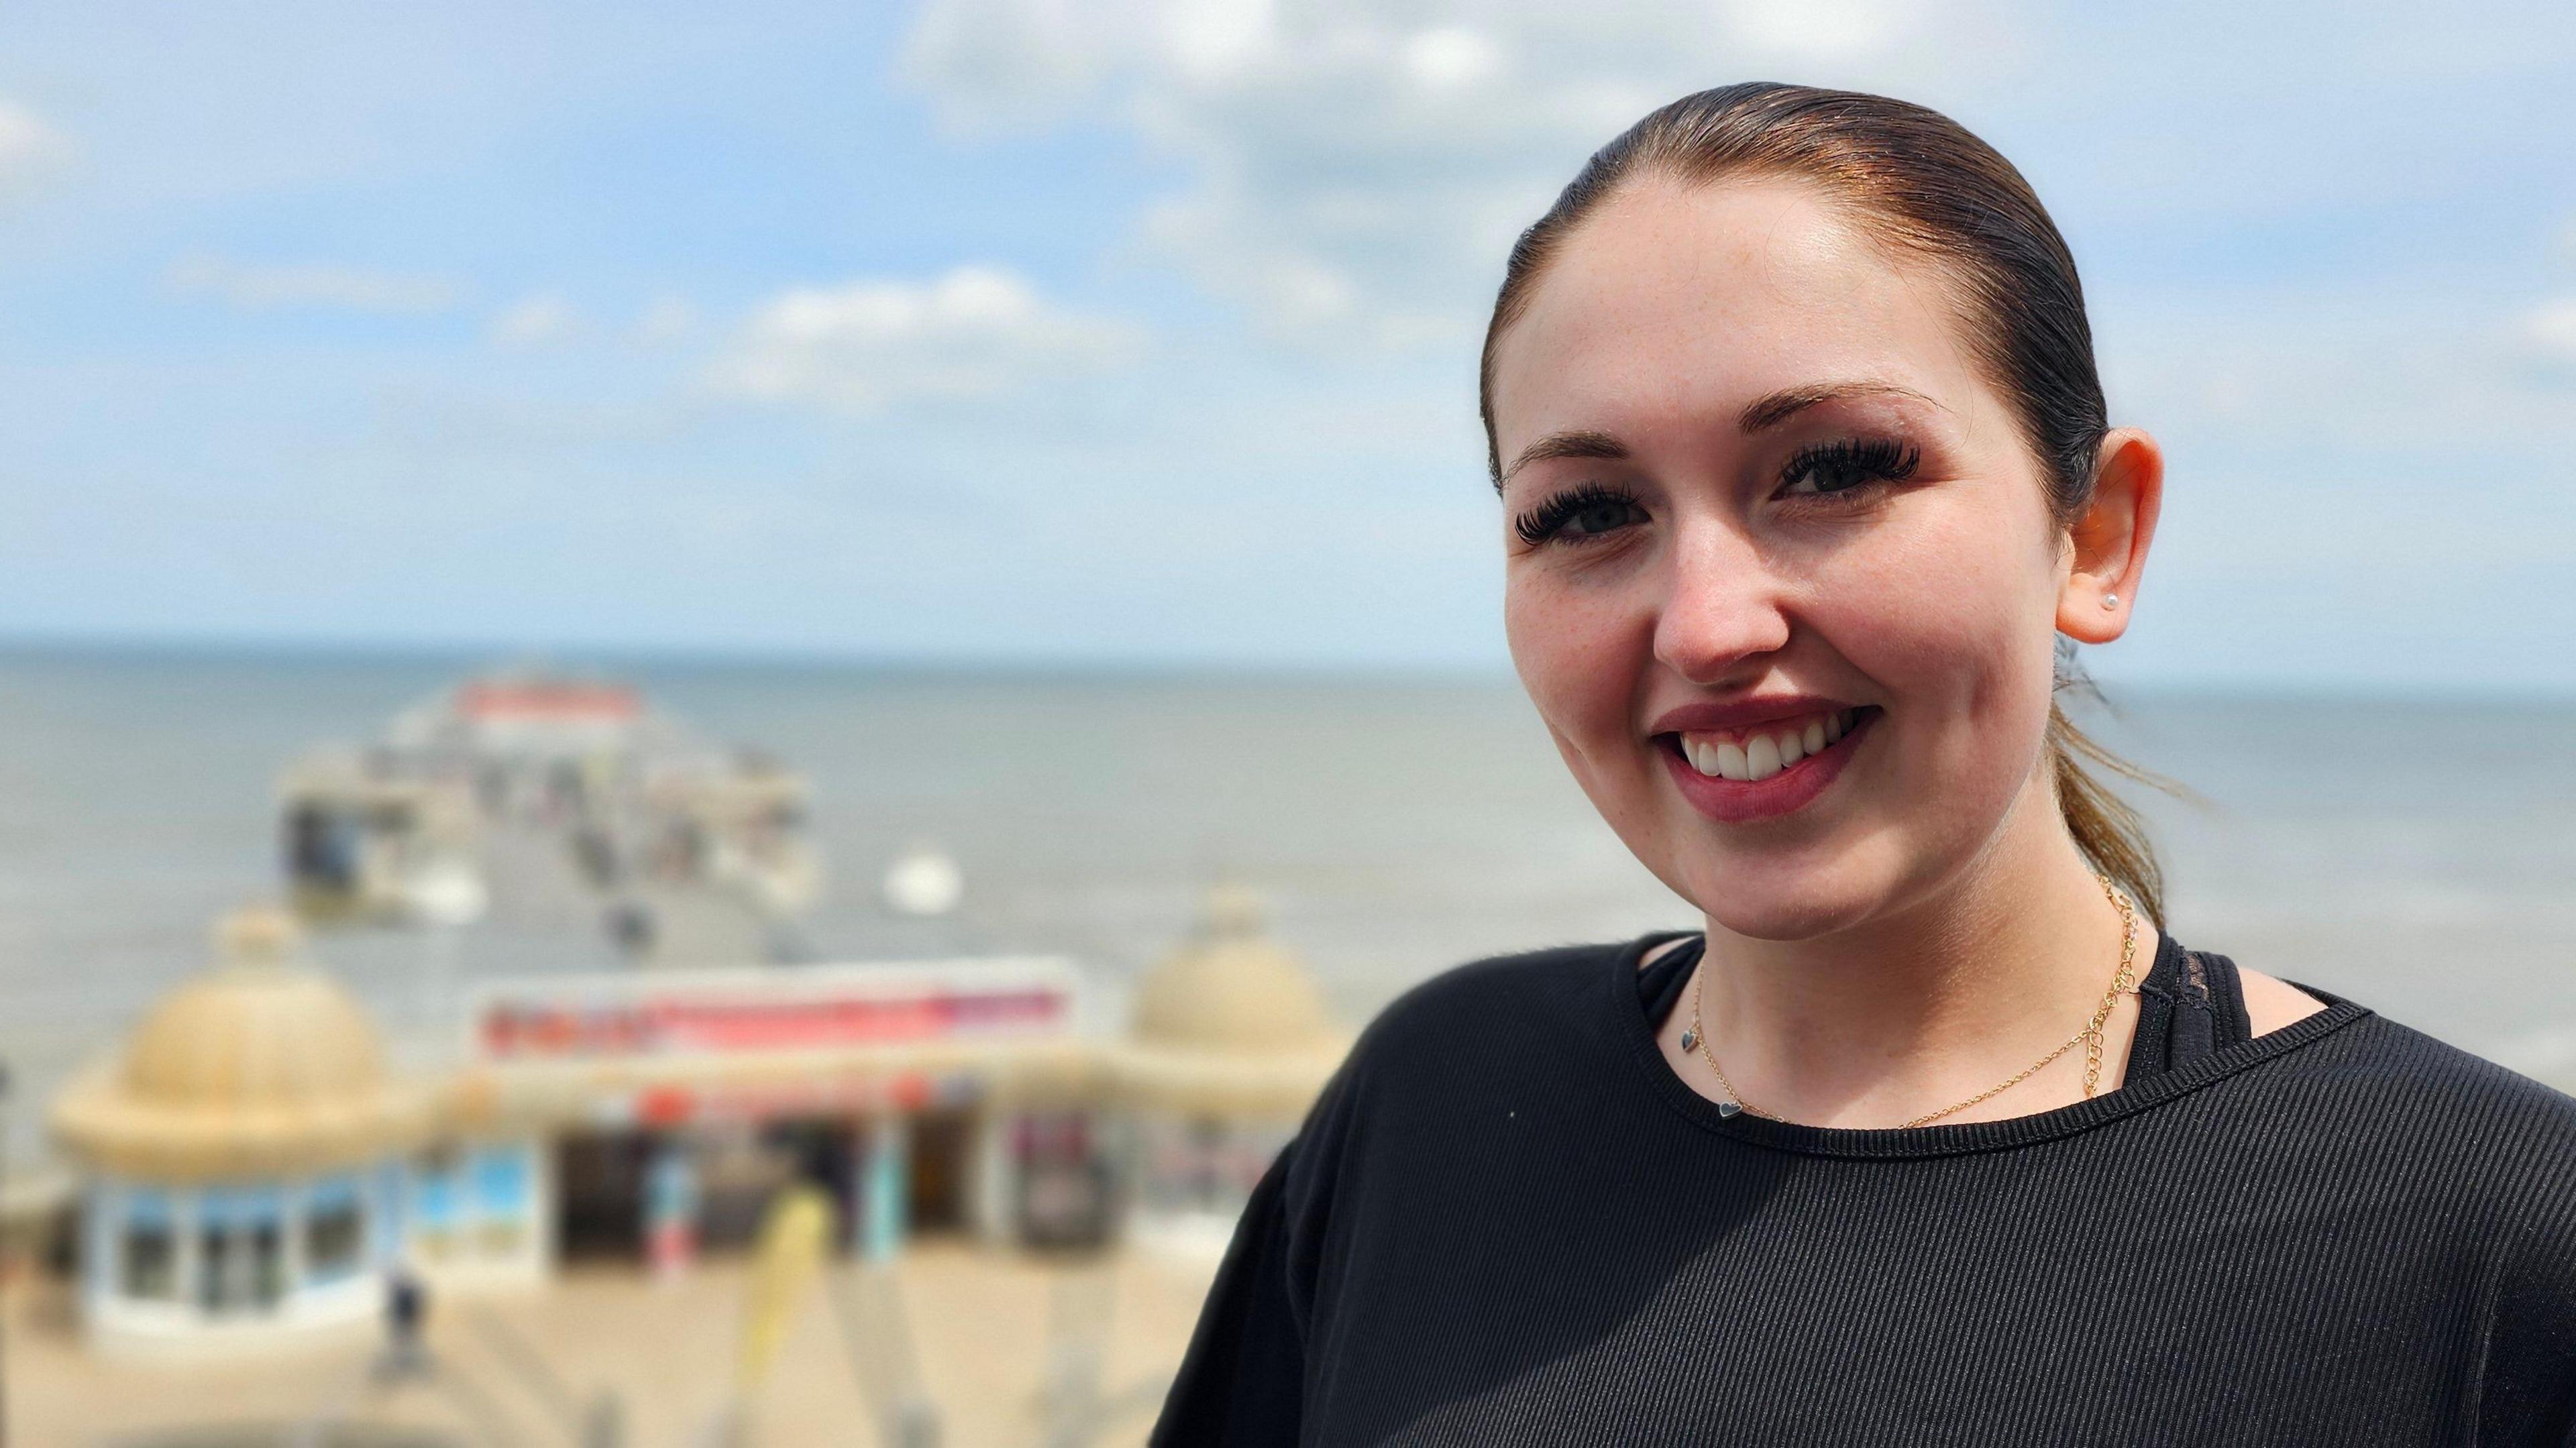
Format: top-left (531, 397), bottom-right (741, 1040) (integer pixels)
top-left (52, 907), bottom-right (434, 1180)
top-left (1130, 887), bottom-right (1334, 1054)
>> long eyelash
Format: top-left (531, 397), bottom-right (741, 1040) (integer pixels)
top-left (1781, 437), bottom-right (1921, 494)
top-left (1514, 481), bottom-right (1639, 547)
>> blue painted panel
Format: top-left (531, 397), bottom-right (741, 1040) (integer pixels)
top-left (470, 1146), bottom-right (530, 1221)
top-left (375, 1161), bottom-right (406, 1262)
top-left (199, 1183), bottom-right (285, 1229)
top-left (412, 1160), bottom-right (460, 1229)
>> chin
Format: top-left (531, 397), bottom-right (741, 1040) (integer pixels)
top-left (1690, 877), bottom-right (1877, 941)
top-left (1646, 838), bottom-right (1872, 940)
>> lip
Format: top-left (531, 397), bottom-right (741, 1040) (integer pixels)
top-left (1646, 693), bottom-right (1862, 738)
top-left (1654, 705), bottom-right (1879, 824)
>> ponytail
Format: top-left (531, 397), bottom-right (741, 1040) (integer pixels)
top-left (2047, 643), bottom-right (2176, 925)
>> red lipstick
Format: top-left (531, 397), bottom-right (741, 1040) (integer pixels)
top-left (1654, 704), bottom-right (1878, 824)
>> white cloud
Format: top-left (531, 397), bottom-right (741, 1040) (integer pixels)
top-left (488, 292), bottom-right (581, 347)
top-left (1403, 26), bottom-right (1504, 91)
top-left (2523, 296), bottom-right (2576, 366)
top-left (166, 254), bottom-right (462, 313)
top-left (1727, 0), bottom-right (1917, 58)
top-left (900, 0), bottom-right (2012, 349)
top-left (707, 265), bottom-right (1143, 413)
top-left (896, 0), bottom-right (1130, 133)
top-left (0, 98), bottom-right (73, 194)
top-left (486, 292), bottom-right (700, 349)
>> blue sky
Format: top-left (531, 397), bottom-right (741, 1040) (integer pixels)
top-left (3, 1), bottom-right (2572, 690)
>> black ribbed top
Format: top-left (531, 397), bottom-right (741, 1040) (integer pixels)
top-left (1151, 931), bottom-right (2576, 1445)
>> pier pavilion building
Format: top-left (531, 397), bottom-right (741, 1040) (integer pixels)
top-left (48, 895), bottom-right (1351, 1356)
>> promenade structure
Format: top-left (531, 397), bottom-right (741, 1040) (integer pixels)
top-left (47, 893), bottom-right (1349, 1357)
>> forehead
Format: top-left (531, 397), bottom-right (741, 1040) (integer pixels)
top-left (1488, 175), bottom-right (1991, 459)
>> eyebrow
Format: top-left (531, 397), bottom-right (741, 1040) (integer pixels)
top-left (1499, 380), bottom-right (1943, 488)
top-left (1498, 429), bottom-right (1628, 486)
top-left (1737, 380), bottom-right (1943, 433)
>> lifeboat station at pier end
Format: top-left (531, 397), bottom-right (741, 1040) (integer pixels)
top-left (47, 892), bottom-right (1350, 1357)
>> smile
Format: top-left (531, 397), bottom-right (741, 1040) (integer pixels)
top-left (1652, 706), bottom-right (1881, 823)
top-left (1668, 707), bottom-right (1864, 781)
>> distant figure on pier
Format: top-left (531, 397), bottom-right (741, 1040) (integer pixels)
top-left (375, 1260), bottom-right (433, 1383)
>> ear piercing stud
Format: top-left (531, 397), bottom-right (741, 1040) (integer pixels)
top-left (2101, 592), bottom-right (2120, 610)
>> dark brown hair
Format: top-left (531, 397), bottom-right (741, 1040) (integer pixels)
top-left (1478, 80), bottom-right (2168, 922)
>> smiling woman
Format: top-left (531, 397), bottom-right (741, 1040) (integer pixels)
top-left (1151, 83), bottom-right (2576, 1447)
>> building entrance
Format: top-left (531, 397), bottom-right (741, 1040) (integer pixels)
top-left (554, 1132), bottom-right (651, 1261)
top-left (906, 1107), bottom-right (973, 1235)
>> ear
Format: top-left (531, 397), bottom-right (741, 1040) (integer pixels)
top-left (2056, 426), bottom-right (2163, 645)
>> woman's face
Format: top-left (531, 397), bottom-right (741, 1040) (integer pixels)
top-left (1491, 174), bottom-right (2093, 940)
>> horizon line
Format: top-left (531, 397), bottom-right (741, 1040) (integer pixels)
top-left (0, 629), bottom-right (2570, 706)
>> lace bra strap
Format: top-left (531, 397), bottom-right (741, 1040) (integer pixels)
top-left (2123, 932), bottom-right (2253, 1084)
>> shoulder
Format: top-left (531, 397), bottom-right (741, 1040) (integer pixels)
top-left (2284, 1007), bottom-right (2576, 1117)
top-left (1256, 938), bottom-right (1649, 1309)
top-left (2336, 1023), bottom-right (2576, 1331)
top-left (2239, 964), bottom-right (2330, 1035)
top-left (2176, 997), bottom-right (2576, 1308)
top-left (2180, 941), bottom-right (2560, 1139)
top-left (2271, 1009), bottom-right (2576, 1205)
top-left (1368, 937), bottom-right (1629, 1038)
top-left (1281, 936), bottom-right (1644, 1162)
top-left (2266, 1014), bottom-right (2576, 1422)
top-left (1334, 936), bottom-right (1644, 1094)
top-left (2298, 1008), bottom-right (2572, 1105)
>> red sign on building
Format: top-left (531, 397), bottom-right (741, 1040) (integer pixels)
top-left (470, 958), bottom-right (1081, 1062)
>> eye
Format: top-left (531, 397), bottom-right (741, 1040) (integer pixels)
top-left (1779, 437), bottom-right (1921, 499)
top-left (1514, 482), bottom-right (1649, 548)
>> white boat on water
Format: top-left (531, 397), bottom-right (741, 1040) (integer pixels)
top-left (278, 669), bottom-right (821, 951)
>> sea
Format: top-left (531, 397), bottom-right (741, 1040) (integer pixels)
top-left (3, 647), bottom-right (2572, 1172)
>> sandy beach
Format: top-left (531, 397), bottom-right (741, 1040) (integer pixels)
top-left (8, 1241), bottom-right (1223, 1447)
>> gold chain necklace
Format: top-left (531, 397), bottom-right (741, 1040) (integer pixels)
top-left (1680, 871), bottom-right (2140, 1129)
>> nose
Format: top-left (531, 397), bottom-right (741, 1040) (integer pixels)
top-left (1651, 517), bottom-right (1793, 686)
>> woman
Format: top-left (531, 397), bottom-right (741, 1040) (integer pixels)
top-left (1151, 83), bottom-right (2576, 1445)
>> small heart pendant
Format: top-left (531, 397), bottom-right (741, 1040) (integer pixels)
top-left (1717, 1101), bottom-right (1743, 1119)
top-left (1679, 1027), bottom-right (1698, 1051)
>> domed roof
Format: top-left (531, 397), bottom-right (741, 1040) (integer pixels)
top-left (52, 907), bottom-right (434, 1180)
top-left (1130, 887), bottom-right (1334, 1054)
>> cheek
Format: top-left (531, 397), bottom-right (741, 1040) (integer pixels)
top-left (1504, 571), bottom-right (1648, 771)
top-left (1816, 494), bottom-right (2062, 773)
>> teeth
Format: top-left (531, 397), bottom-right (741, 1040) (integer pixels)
top-left (1676, 708), bottom-right (1868, 784)
top-left (1744, 734), bottom-right (1782, 781)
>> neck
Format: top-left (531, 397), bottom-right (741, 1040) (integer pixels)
top-left (1692, 787), bottom-right (2145, 1127)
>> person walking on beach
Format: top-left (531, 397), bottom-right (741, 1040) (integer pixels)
top-left (1152, 82), bottom-right (2576, 1445)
